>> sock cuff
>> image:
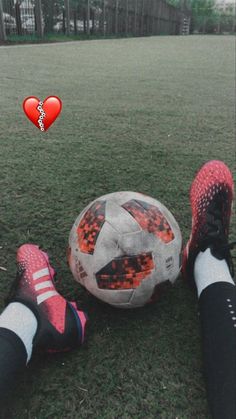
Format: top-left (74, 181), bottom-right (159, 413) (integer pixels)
top-left (200, 281), bottom-right (236, 301)
top-left (194, 249), bottom-right (235, 298)
top-left (7, 298), bottom-right (39, 320)
top-left (0, 302), bottom-right (38, 362)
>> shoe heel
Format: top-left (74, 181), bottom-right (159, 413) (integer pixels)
top-left (69, 302), bottom-right (88, 344)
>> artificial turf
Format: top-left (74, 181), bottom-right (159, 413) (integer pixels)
top-left (0, 35), bottom-right (235, 418)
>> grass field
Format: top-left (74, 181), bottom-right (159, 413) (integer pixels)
top-left (0, 35), bottom-right (235, 418)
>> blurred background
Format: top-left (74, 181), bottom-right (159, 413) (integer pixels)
top-left (0, 0), bottom-right (235, 43)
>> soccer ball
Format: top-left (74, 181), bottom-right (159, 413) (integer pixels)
top-left (68, 191), bottom-right (182, 308)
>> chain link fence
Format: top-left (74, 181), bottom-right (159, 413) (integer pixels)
top-left (1, 0), bottom-right (35, 36)
top-left (0, 0), bottom-right (190, 41)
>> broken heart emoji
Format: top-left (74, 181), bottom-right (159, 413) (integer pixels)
top-left (23, 96), bottom-right (62, 132)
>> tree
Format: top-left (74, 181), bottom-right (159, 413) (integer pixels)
top-left (191, 0), bottom-right (215, 32)
top-left (167, 0), bottom-right (218, 33)
top-left (41, 0), bottom-right (57, 33)
top-left (217, 4), bottom-right (235, 33)
top-left (70, 0), bottom-right (101, 34)
top-left (2, 0), bottom-right (15, 15)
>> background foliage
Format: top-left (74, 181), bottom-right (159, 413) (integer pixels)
top-left (167, 0), bottom-right (235, 33)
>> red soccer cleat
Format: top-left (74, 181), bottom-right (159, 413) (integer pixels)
top-left (182, 160), bottom-right (235, 284)
top-left (6, 244), bottom-right (87, 352)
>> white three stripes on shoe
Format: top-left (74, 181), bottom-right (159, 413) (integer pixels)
top-left (35, 281), bottom-right (54, 291)
top-left (33, 267), bottom-right (50, 280)
top-left (37, 290), bottom-right (58, 305)
top-left (32, 268), bottom-right (58, 305)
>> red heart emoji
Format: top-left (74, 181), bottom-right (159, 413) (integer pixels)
top-left (23, 96), bottom-right (62, 132)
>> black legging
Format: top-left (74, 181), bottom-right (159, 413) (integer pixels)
top-left (199, 282), bottom-right (236, 419)
top-left (0, 327), bottom-right (27, 403)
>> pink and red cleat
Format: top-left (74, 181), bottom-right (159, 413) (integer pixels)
top-left (6, 244), bottom-right (87, 353)
top-left (182, 160), bottom-right (235, 284)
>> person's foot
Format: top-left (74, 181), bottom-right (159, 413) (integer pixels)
top-left (182, 160), bottom-right (235, 284)
top-left (6, 244), bottom-right (87, 352)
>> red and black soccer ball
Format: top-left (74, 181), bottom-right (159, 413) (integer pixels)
top-left (68, 191), bottom-right (182, 308)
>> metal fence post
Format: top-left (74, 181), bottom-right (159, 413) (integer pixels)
top-left (15, 1), bottom-right (22, 36)
top-left (125, 0), bottom-right (128, 35)
top-left (115, 0), bottom-right (118, 35)
top-left (64, 0), bottom-right (70, 35)
top-left (141, 0), bottom-right (144, 35)
top-left (151, 0), bottom-right (155, 35)
top-left (35, 0), bottom-right (43, 38)
top-left (103, 0), bottom-right (106, 36)
top-left (0, 0), bottom-right (6, 42)
top-left (73, 9), bottom-right (77, 35)
top-left (134, 0), bottom-right (137, 35)
top-left (62, 7), bottom-right (66, 34)
top-left (87, 0), bottom-right (90, 35)
top-left (157, 0), bottom-right (162, 35)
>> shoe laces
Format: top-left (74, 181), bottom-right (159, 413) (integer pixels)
top-left (203, 196), bottom-right (236, 279)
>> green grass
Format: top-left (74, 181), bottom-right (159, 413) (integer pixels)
top-left (5, 32), bottom-right (137, 45)
top-left (0, 35), bottom-right (235, 418)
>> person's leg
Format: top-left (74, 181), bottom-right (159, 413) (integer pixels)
top-left (195, 250), bottom-right (236, 419)
top-left (182, 160), bottom-right (236, 419)
top-left (0, 303), bottom-right (37, 400)
top-left (0, 244), bottom-right (88, 401)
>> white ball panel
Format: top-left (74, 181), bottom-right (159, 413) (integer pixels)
top-left (129, 271), bottom-right (157, 307)
top-left (118, 230), bottom-right (157, 255)
top-left (105, 200), bottom-right (141, 234)
top-left (92, 221), bottom-right (121, 273)
top-left (153, 239), bottom-right (180, 284)
top-left (93, 191), bottom-right (150, 206)
top-left (84, 281), bottom-right (134, 305)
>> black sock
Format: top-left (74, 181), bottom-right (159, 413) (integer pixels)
top-left (199, 282), bottom-right (236, 419)
top-left (0, 327), bottom-right (27, 402)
